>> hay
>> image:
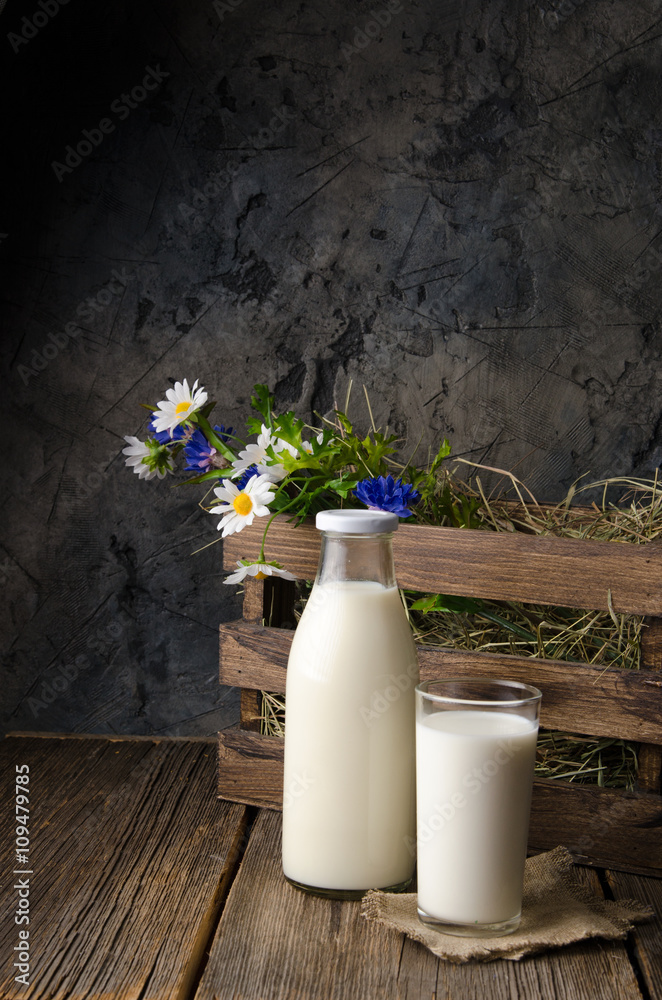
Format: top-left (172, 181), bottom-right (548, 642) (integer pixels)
top-left (258, 476), bottom-right (661, 790)
top-left (535, 731), bottom-right (638, 789)
top-left (406, 597), bottom-right (644, 671)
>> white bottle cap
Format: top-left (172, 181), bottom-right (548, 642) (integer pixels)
top-left (315, 509), bottom-right (399, 533)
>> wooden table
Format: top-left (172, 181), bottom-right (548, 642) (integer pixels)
top-left (1, 734), bottom-right (660, 999)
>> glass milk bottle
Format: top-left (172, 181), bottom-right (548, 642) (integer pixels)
top-left (282, 509), bottom-right (419, 898)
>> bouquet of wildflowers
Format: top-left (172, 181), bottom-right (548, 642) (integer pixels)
top-left (123, 378), bottom-right (461, 584)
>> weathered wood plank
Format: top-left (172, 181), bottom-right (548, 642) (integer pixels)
top-left (219, 621), bottom-right (662, 745)
top-left (642, 615), bottom-right (662, 671)
top-left (218, 730), bottom-right (285, 809)
top-left (242, 576), bottom-right (266, 622)
top-left (4, 731), bottom-right (217, 742)
top-left (240, 578), bottom-right (265, 730)
top-left (196, 809), bottom-right (645, 1000)
top-left (605, 870), bottom-right (662, 1000)
top-left (224, 518), bottom-right (662, 614)
top-left (217, 730), bottom-right (662, 876)
top-left (638, 617), bottom-right (662, 793)
top-left (527, 779), bottom-right (662, 878)
top-left (0, 735), bottom-right (248, 1000)
top-left (236, 577), bottom-right (297, 732)
top-left (240, 689), bottom-right (263, 732)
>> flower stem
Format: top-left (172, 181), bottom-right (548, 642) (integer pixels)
top-left (194, 413), bottom-right (236, 463)
top-left (258, 486), bottom-right (308, 562)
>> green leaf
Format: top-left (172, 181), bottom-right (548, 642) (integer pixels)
top-left (409, 594), bottom-right (441, 612)
top-left (251, 384), bottom-right (274, 426)
top-left (430, 437), bottom-right (452, 474)
top-left (327, 474), bottom-right (360, 498)
top-left (245, 416), bottom-right (264, 435)
top-left (274, 410), bottom-right (305, 448)
top-left (197, 399), bottom-right (218, 420)
top-left (477, 611), bottom-right (537, 642)
top-left (410, 593), bottom-right (484, 614)
top-left (174, 469), bottom-right (226, 486)
top-left (193, 413), bottom-right (236, 462)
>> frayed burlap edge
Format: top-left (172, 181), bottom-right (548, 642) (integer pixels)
top-left (361, 847), bottom-right (655, 963)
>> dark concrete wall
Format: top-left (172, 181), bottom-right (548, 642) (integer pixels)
top-left (1, 0), bottom-right (661, 736)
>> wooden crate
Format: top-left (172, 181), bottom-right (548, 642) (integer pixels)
top-left (219, 517), bottom-right (662, 877)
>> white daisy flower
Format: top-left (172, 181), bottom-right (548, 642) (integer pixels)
top-left (122, 436), bottom-right (173, 480)
top-left (301, 432), bottom-right (325, 454)
top-left (152, 379), bottom-right (208, 435)
top-left (210, 474), bottom-right (275, 536)
top-left (232, 423), bottom-right (298, 482)
top-left (224, 560), bottom-right (296, 584)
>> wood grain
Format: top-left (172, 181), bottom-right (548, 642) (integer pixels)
top-left (217, 729), bottom-right (662, 876)
top-left (236, 577), bottom-right (297, 732)
top-left (528, 779), bottom-right (662, 878)
top-left (240, 579), bottom-right (265, 730)
top-left (219, 620), bottom-right (662, 744)
top-left (196, 809), bottom-right (645, 1000)
top-left (605, 869), bottom-right (662, 1000)
top-left (240, 689), bottom-right (262, 732)
top-left (224, 517), bottom-right (662, 614)
top-left (0, 734), bottom-right (653, 999)
top-left (638, 616), bottom-right (662, 793)
top-left (0, 735), bottom-right (248, 1000)
top-left (218, 729), bottom-right (285, 808)
top-left (242, 576), bottom-right (266, 623)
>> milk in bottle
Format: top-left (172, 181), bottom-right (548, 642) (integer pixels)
top-left (282, 509), bottom-right (419, 897)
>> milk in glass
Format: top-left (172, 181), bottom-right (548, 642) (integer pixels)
top-left (282, 509), bottom-right (418, 897)
top-left (416, 705), bottom-right (538, 926)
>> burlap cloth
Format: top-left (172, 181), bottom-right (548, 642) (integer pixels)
top-left (361, 846), bottom-right (654, 963)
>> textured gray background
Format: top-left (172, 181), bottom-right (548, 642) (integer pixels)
top-left (1, 0), bottom-right (661, 737)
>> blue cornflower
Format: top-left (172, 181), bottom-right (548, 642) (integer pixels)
top-left (353, 475), bottom-right (420, 518)
top-left (233, 463), bottom-right (260, 490)
top-left (183, 429), bottom-right (217, 472)
top-left (183, 425), bottom-right (233, 473)
top-left (215, 425), bottom-right (233, 444)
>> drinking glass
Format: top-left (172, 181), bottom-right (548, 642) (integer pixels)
top-left (415, 678), bottom-right (541, 936)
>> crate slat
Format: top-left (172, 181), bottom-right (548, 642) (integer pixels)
top-left (217, 729), bottom-right (662, 877)
top-left (239, 579), bottom-right (266, 731)
top-left (224, 519), bottom-right (662, 614)
top-left (219, 620), bottom-right (662, 745)
top-left (638, 617), bottom-right (662, 792)
top-left (218, 729), bottom-right (284, 809)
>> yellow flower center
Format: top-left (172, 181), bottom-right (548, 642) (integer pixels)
top-left (232, 493), bottom-right (253, 516)
top-left (255, 571), bottom-right (267, 580)
top-left (175, 401), bottom-right (191, 416)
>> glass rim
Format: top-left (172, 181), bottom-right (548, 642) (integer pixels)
top-left (416, 677), bottom-right (542, 708)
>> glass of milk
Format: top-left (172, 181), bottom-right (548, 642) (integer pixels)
top-left (415, 677), bottom-right (541, 936)
top-left (282, 509), bottom-right (419, 899)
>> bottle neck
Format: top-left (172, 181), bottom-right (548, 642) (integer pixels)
top-left (316, 532), bottom-right (396, 587)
